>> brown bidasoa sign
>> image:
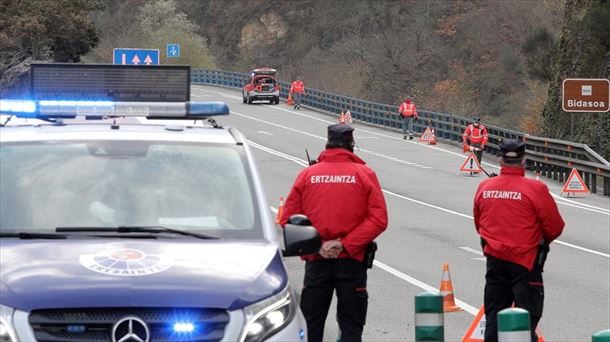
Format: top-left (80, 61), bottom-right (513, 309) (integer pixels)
top-left (562, 78), bottom-right (610, 112)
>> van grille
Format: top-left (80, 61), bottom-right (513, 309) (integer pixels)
top-left (28, 308), bottom-right (229, 342)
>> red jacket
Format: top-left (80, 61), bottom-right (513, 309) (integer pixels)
top-left (398, 100), bottom-right (418, 118)
top-left (281, 148), bottom-right (388, 261)
top-left (290, 80), bottom-right (305, 94)
top-left (463, 124), bottom-right (488, 145)
top-left (474, 166), bottom-right (565, 270)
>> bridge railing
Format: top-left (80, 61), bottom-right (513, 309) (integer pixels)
top-left (191, 69), bottom-right (610, 196)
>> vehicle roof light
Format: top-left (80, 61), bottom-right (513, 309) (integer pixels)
top-left (0, 100), bottom-right (36, 114)
top-left (0, 100), bottom-right (230, 120)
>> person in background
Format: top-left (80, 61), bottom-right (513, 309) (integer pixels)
top-left (398, 97), bottom-right (418, 140)
top-left (290, 76), bottom-right (306, 110)
top-left (463, 117), bottom-right (488, 166)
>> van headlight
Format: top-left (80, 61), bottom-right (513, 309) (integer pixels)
top-left (0, 305), bottom-right (17, 342)
top-left (239, 287), bottom-right (296, 342)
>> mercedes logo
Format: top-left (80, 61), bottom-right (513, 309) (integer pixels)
top-left (111, 316), bottom-right (150, 342)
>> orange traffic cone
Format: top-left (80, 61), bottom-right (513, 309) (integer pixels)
top-left (287, 93), bottom-right (293, 106)
top-left (439, 263), bottom-right (462, 312)
top-left (275, 196), bottom-right (285, 224)
top-left (339, 111), bottom-right (346, 123)
top-left (430, 128), bottom-right (437, 145)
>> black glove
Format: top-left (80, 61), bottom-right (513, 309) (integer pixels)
top-left (536, 240), bottom-right (550, 271)
top-left (489, 172), bottom-right (498, 177)
top-left (308, 159), bottom-right (318, 166)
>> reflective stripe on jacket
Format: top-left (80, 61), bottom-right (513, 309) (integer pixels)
top-left (281, 148), bottom-right (388, 261)
top-left (398, 102), bottom-right (417, 117)
top-left (463, 124), bottom-right (489, 145)
top-left (473, 166), bottom-right (565, 270)
top-left (290, 81), bottom-right (305, 93)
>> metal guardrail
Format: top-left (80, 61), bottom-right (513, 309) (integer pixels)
top-left (191, 69), bottom-right (610, 196)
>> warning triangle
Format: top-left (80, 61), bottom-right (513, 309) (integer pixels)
top-left (561, 168), bottom-right (589, 194)
top-left (462, 306), bottom-right (545, 342)
top-left (459, 153), bottom-right (482, 173)
top-left (344, 110), bottom-right (353, 124)
top-left (418, 127), bottom-right (433, 143)
top-left (462, 305), bottom-right (485, 341)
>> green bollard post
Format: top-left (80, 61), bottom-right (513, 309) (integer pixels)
top-left (592, 329), bottom-right (610, 342)
top-left (415, 291), bottom-right (444, 341)
top-left (498, 308), bottom-right (531, 342)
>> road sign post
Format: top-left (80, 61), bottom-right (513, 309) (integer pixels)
top-left (113, 48), bottom-right (160, 65)
top-left (167, 44), bottom-right (180, 58)
top-left (562, 78), bottom-right (610, 113)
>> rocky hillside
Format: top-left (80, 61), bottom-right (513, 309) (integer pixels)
top-left (180, 0), bottom-right (565, 130)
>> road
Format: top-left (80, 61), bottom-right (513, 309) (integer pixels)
top-left (194, 85), bottom-right (610, 341)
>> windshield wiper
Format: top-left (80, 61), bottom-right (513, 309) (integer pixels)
top-left (0, 232), bottom-right (67, 239)
top-left (55, 226), bottom-right (218, 240)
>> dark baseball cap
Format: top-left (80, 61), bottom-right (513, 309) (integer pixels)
top-left (500, 139), bottom-right (525, 159)
top-left (327, 123), bottom-right (354, 142)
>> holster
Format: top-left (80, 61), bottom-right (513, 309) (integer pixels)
top-left (363, 241), bottom-right (378, 269)
top-left (536, 240), bottom-right (550, 271)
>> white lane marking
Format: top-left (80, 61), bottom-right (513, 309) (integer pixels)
top-left (249, 140), bottom-right (610, 259)
top-left (551, 193), bottom-right (609, 214)
top-left (257, 130), bottom-right (273, 136)
top-left (196, 87), bottom-right (609, 214)
top-left (233, 110), bottom-right (432, 169)
top-left (249, 141), bottom-right (309, 167)
top-left (554, 240), bottom-right (610, 258)
top-left (459, 246), bottom-right (484, 256)
top-left (552, 199), bottom-right (609, 215)
top-left (270, 204), bottom-right (479, 315)
top-left (459, 247), bottom-right (486, 262)
top-left (381, 189), bottom-right (474, 219)
top-left (373, 261), bottom-right (479, 315)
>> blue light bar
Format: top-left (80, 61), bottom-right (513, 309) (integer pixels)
top-left (39, 100), bottom-right (114, 107)
top-left (0, 99), bottom-right (230, 119)
top-left (188, 101), bottom-right (229, 117)
top-left (0, 100), bottom-right (36, 114)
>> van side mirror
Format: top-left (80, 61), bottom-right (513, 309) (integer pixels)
top-left (283, 215), bottom-right (321, 257)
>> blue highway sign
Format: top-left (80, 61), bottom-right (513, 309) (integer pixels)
top-left (167, 44), bottom-right (180, 58)
top-left (113, 48), bottom-right (160, 65)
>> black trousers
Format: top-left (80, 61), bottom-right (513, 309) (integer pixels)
top-left (300, 258), bottom-right (368, 342)
top-left (484, 255), bottom-right (544, 342)
top-left (468, 141), bottom-right (483, 164)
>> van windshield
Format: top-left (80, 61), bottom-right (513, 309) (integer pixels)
top-left (0, 141), bottom-right (262, 239)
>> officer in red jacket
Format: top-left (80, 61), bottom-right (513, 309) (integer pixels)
top-left (281, 123), bottom-right (388, 342)
top-left (289, 77), bottom-right (306, 110)
top-left (398, 97), bottom-right (418, 140)
top-left (474, 140), bottom-right (564, 342)
top-left (463, 117), bottom-right (489, 166)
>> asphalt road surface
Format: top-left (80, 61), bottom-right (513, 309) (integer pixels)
top-left (194, 85), bottom-right (610, 342)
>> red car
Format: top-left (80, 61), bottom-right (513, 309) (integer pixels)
top-left (242, 67), bottom-right (280, 104)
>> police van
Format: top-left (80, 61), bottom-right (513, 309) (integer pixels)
top-left (0, 64), bottom-right (320, 342)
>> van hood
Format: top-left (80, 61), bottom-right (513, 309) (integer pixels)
top-left (0, 239), bottom-right (287, 311)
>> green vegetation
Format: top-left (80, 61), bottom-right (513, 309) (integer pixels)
top-left (0, 0), bottom-right (101, 95)
top-left (85, 0), bottom-right (215, 68)
top-left (542, 0), bottom-right (610, 159)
